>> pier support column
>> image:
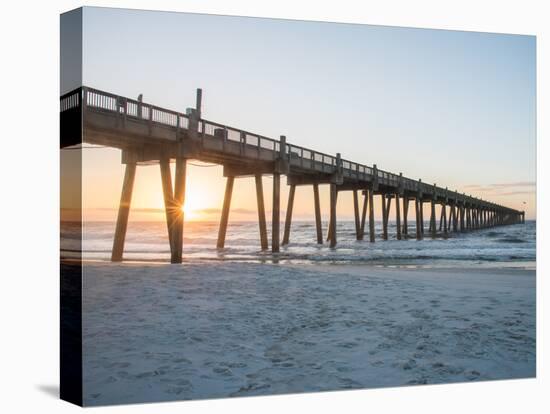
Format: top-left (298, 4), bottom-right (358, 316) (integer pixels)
top-left (451, 204), bottom-right (457, 232)
top-left (172, 158), bottom-right (187, 263)
top-left (111, 162), bottom-right (136, 262)
top-left (480, 209), bottom-right (483, 228)
top-left (217, 176), bottom-right (235, 249)
top-left (160, 160), bottom-right (177, 258)
top-left (329, 183), bottom-right (337, 248)
top-left (443, 203), bottom-right (448, 235)
top-left (327, 190), bottom-right (339, 242)
top-left (478, 208), bottom-right (482, 228)
top-left (368, 187), bottom-right (375, 242)
top-left (272, 173), bottom-right (281, 253)
top-left (255, 174), bottom-right (268, 250)
top-left (415, 197), bottom-right (422, 240)
top-left (454, 205), bottom-right (458, 232)
top-left (430, 198), bottom-right (436, 238)
top-left (428, 204), bottom-right (433, 233)
top-left (419, 201), bottom-right (424, 235)
top-left (481, 209), bottom-right (484, 227)
top-left (403, 197), bottom-right (409, 237)
top-left (313, 184), bottom-right (323, 244)
top-left (381, 195), bottom-right (388, 240)
top-left (359, 190), bottom-right (368, 240)
top-left (353, 190), bottom-right (361, 240)
top-left (386, 196), bottom-right (392, 239)
top-left (282, 184), bottom-right (296, 245)
top-left (395, 193), bottom-right (401, 240)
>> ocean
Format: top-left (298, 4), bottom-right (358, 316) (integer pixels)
top-left (62, 219), bottom-right (536, 268)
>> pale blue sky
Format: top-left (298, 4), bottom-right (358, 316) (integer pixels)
top-left (80, 7), bottom-right (536, 219)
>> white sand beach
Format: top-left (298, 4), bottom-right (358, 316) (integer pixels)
top-left (82, 262), bottom-right (535, 406)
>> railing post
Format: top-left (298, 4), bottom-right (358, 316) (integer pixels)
top-left (148, 103), bottom-right (153, 136)
top-left (137, 93), bottom-right (143, 118)
top-left (82, 87), bottom-right (87, 110)
top-left (240, 131), bottom-right (246, 156)
top-left (195, 88), bottom-right (202, 119)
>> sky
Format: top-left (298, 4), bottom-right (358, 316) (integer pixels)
top-left (76, 7), bottom-right (536, 222)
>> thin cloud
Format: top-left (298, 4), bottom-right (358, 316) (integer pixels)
top-left (87, 207), bottom-right (164, 213)
top-left (233, 208), bottom-right (257, 215)
top-left (196, 208), bottom-right (221, 215)
top-left (462, 181), bottom-right (535, 195)
top-left (87, 207), bottom-right (259, 215)
top-left (196, 207), bottom-right (257, 215)
top-left (488, 181), bottom-right (535, 188)
top-left (131, 208), bottom-right (164, 213)
top-left (499, 191), bottom-right (535, 196)
top-left (463, 181), bottom-right (535, 190)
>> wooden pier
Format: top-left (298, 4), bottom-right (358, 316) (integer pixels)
top-left (60, 87), bottom-right (526, 263)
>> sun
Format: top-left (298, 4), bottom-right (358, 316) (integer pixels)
top-left (181, 192), bottom-right (210, 221)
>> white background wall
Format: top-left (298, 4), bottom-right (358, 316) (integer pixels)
top-left (0, 0), bottom-right (547, 413)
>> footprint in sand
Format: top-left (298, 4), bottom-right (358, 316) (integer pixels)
top-left (212, 366), bottom-right (233, 376)
top-left (464, 370), bottom-right (481, 380)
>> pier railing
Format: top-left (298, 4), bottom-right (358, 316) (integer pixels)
top-left (61, 87), bottom-right (513, 212)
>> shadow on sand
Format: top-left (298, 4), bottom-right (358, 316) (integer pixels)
top-left (36, 384), bottom-right (59, 399)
